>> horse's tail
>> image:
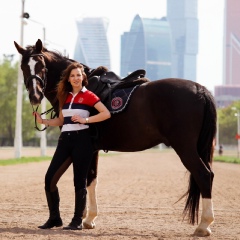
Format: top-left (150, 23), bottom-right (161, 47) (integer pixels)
top-left (183, 85), bottom-right (217, 225)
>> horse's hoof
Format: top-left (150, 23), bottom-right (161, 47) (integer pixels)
top-left (82, 221), bottom-right (96, 229)
top-left (193, 227), bottom-right (211, 237)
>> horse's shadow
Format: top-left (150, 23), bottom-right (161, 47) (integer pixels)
top-left (0, 227), bottom-right (205, 239)
top-left (0, 227), bottom-right (88, 237)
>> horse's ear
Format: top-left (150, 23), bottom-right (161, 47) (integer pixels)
top-left (35, 39), bottom-right (43, 53)
top-left (14, 41), bottom-right (25, 55)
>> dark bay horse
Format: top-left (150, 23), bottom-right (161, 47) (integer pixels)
top-left (14, 39), bottom-right (217, 237)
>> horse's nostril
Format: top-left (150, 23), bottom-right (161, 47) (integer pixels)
top-left (29, 95), bottom-right (41, 106)
top-left (30, 102), bottom-right (38, 106)
top-left (30, 100), bottom-right (40, 106)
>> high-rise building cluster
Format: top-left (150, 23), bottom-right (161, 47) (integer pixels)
top-left (74, 1), bottom-right (240, 108)
top-left (74, 0), bottom-right (198, 84)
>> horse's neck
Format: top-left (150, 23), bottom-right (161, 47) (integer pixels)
top-left (44, 57), bottom-right (74, 116)
top-left (46, 59), bottom-right (70, 76)
top-left (45, 58), bottom-right (71, 90)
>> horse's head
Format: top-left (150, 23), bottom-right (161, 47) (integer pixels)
top-left (14, 39), bottom-right (48, 106)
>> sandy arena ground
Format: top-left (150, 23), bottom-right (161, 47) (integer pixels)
top-left (0, 148), bottom-right (239, 240)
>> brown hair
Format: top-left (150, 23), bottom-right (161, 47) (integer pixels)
top-left (57, 62), bottom-right (88, 109)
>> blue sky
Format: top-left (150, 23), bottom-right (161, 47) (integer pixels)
top-left (0, 0), bottom-right (224, 92)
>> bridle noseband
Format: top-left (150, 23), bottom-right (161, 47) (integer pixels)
top-left (26, 74), bottom-right (47, 93)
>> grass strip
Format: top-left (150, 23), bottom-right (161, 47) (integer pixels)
top-left (0, 157), bottom-right (51, 166)
top-left (1, 152), bottom-right (239, 166)
top-left (214, 156), bottom-right (240, 164)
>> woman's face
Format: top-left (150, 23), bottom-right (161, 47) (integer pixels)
top-left (68, 68), bottom-right (83, 89)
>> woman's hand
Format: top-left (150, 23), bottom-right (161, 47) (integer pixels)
top-left (71, 115), bottom-right (86, 124)
top-left (33, 111), bottom-right (43, 124)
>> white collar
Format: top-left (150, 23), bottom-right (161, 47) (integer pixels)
top-left (70, 86), bottom-right (87, 95)
top-left (81, 86), bottom-right (87, 92)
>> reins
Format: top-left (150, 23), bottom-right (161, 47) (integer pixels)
top-left (32, 105), bottom-right (57, 131)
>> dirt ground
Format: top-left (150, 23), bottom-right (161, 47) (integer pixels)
top-left (0, 148), bottom-right (239, 240)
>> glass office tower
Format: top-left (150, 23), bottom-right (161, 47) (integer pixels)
top-left (121, 15), bottom-right (172, 81)
top-left (223, 0), bottom-right (240, 85)
top-left (167, 0), bottom-right (198, 81)
top-left (214, 0), bottom-right (240, 107)
top-left (74, 17), bottom-right (111, 69)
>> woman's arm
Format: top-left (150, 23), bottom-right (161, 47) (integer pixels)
top-left (89, 101), bottom-right (111, 123)
top-left (33, 110), bottom-right (64, 127)
top-left (71, 101), bottom-right (111, 124)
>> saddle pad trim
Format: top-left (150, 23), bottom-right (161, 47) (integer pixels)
top-left (109, 85), bottom-right (139, 114)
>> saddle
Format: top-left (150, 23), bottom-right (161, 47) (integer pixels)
top-left (87, 66), bottom-right (150, 111)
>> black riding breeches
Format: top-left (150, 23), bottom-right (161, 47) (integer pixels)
top-left (44, 129), bottom-right (93, 192)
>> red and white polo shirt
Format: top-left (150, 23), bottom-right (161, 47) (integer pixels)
top-left (61, 87), bottom-right (100, 132)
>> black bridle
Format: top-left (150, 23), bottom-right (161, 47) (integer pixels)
top-left (25, 54), bottom-right (48, 94)
top-left (26, 53), bottom-right (56, 131)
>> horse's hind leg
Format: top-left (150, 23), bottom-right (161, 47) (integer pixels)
top-left (194, 165), bottom-right (214, 237)
top-left (83, 151), bottom-right (99, 229)
top-left (176, 147), bottom-right (214, 237)
top-left (194, 198), bottom-right (214, 236)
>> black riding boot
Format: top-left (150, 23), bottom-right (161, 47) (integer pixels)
top-left (63, 188), bottom-right (87, 230)
top-left (38, 188), bottom-right (63, 229)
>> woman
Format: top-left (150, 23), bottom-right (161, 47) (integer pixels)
top-left (33, 62), bottom-right (111, 230)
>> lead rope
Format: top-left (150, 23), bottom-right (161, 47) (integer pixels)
top-left (32, 105), bottom-right (56, 131)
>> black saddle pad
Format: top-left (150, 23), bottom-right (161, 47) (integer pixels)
top-left (106, 85), bottom-right (139, 114)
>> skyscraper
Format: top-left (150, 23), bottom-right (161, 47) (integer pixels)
top-left (223, 0), bottom-right (240, 85)
top-left (214, 0), bottom-right (240, 107)
top-left (121, 15), bottom-right (172, 80)
top-left (167, 0), bottom-right (198, 81)
top-left (74, 17), bottom-right (111, 69)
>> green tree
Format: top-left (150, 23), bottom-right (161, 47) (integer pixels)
top-left (0, 59), bottom-right (18, 145)
top-left (218, 101), bottom-right (240, 146)
top-left (30, 101), bottom-right (60, 146)
top-left (22, 92), bottom-right (38, 143)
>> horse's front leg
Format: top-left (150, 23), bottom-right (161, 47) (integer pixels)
top-left (83, 151), bottom-right (99, 229)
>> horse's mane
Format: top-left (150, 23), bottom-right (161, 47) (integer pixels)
top-left (24, 45), bottom-right (68, 63)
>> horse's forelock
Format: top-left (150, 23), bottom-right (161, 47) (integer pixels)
top-left (22, 46), bottom-right (38, 60)
top-left (22, 49), bottom-right (34, 63)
